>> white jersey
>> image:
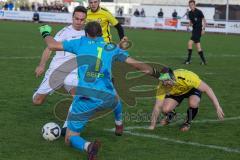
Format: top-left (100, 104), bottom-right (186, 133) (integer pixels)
top-left (34, 25), bottom-right (85, 95)
top-left (49, 25), bottom-right (85, 70)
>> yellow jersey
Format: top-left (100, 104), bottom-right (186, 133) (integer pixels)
top-left (156, 69), bottom-right (202, 100)
top-left (87, 7), bottom-right (119, 43)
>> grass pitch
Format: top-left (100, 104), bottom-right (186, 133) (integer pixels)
top-left (0, 20), bottom-right (240, 160)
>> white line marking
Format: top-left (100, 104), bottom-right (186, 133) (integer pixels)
top-left (124, 116), bottom-right (240, 131)
top-left (104, 129), bottom-right (240, 154)
top-left (104, 116), bottom-right (240, 154)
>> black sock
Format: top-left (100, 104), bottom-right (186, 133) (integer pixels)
top-left (187, 49), bottom-right (192, 61)
top-left (198, 51), bottom-right (206, 63)
top-left (186, 108), bottom-right (198, 124)
top-left (166, 110), bottom-right (176, 122)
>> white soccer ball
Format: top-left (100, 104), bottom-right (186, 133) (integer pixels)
top-left (42, 122), bottom-right (61, 141)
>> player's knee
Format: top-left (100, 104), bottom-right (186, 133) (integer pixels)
top-left (162, 106), bottom-right (172, 114)
top-left (189, 99), bottom-right (200, 108)
top-left (64, 135), bottom-right (71, 146)
top-left (189, 102), bottom-right (199, 108)
top-left (32, 96), bottom-right (44, 105)
top-left (188, 41), bottom-right (193, 46)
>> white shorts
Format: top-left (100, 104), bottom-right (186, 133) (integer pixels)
top-left (35, 67), bottom-right (78, 95)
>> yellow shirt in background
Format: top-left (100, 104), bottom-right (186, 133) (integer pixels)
top-left (87, 7), bottom-right (119, 43)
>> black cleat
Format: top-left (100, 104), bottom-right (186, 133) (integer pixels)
top-left (87, 140), bottom-right (101, 160)
top-left (183, 60), bottom-right (191, 65)
top-left (200, 61), bottom-right (207, 65)
top-left (180, 122), bottom-right (191, 132)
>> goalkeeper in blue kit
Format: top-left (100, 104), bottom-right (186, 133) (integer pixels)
top-left (39, 22), bottom-right (162, 160)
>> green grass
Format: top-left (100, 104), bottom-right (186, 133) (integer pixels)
top-left (0, 20), bottom-right (240, 160)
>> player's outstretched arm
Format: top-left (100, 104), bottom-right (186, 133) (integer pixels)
top-left (35, 47), bottom-right (52, 77)
top-left (39, 25), bottom-right (63, 51)
top-left (125, 57), bottom-right (160, 78)
top-left (197, 81), bottom-right (225, 120)
top-left (149, 99), bottom-right (163, 130)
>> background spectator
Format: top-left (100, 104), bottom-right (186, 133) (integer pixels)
top-left (117, 7), bottom-right (123, 17)
top-left (182, 9), bottom-right (190, 19)
top-left (140, 8), bottom-right (146, 17)
top-left (172, 9), bottom-right (178, 19)
top-left (158, 8), bottom-right (164, 18)
top-left (133, 9), bottom-right (140, 17)
top-left (8, 1), bottom-right (14, 10)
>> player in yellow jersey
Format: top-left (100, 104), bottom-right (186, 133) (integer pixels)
top-left (87, 0), bottom-right (128, 43)
top-left (149, 67), bottom-right (224, 131)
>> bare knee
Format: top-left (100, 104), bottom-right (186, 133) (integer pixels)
top-left (32, 98), bottom-right (44, 105)
top-left (65, 136), bottom-right (71, 145)
top-left (188, 95), bottom-right (200, 108)
top-left (32, 94), bottom-right (45, 105)
top-left (188, 41), bottom-right (193, 48)
top-left (162, 106), bottom-right (173, 114)
top-left (189, 102), bottom-right (199, 108)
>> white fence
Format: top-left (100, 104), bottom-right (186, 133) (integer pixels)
top-left (0, 10), bottom-right (240, 34)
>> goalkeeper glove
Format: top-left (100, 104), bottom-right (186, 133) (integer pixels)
top-left (39, 25), bottom-right (52, 38)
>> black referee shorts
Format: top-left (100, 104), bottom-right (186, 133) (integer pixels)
top-left (165, 88), bottom-right (202, 104)
top-left (191, 28), bottom-right (202, 43)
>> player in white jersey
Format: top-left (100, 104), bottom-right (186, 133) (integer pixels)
top-left (33, 6), bottom-right (87, 105)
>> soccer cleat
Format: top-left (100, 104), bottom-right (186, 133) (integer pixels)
top-left (115, 124), bottom-right (124, 136)
top-left (87, 140), bottom-right (101, 160)
top-left (183, 60), bottom-right (191, 65)
top-left (180, 122), bottom-right (191, 132)
top-left (200, 61), bottom-right (207, 65)
top-left (160, 118), bottom-right (170, 126)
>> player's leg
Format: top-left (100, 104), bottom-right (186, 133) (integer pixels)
top-left (195, 42), bottom-right (207, 65)
top-left (65, 124), bottom-right (101, 160)
top-left (113, 100), bottom-right (124, 136)
top-left (32, 69), bottom-right (54, 105)
top-left (184, 39), bottom-right (194, 64)
top-left (149, 99), bottom-right (163, 130)
top-left (160, 97), bottom-right (180, 126)
top-left (32, 93), bottom-right (48, 105)
top-left (66, 101), bottom-right (101, 159)
top-left (61, 71), bottom-right (78, 136)
top-left (180, 89), bottom-right (201, 131)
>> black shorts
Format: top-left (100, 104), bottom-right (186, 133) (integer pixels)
top-left (165, 88), bottom-right (202, 104)
top-left (191, 29), bottom-right (202, 43)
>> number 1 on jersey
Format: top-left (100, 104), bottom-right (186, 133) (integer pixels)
top-left (95, 47), bottom-right (103, 72)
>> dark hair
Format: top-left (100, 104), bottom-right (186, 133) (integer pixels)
top-left (189, 0), bottom-right (196, 4)
top-left (84, 21), bottom-right (102, 37)
top-left (73, 6), bottom-right (87, 16)
top-left (161, 67), bottom-right (175, 79)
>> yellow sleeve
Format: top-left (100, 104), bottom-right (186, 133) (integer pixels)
top-left (185, 72), bottom-right (202, 88)
top-left (156, 84), bottom-right (166, 101)
top-left (106, 11), bottom-right (119, 26)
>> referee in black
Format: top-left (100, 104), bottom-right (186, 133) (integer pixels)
top-left (184, 0), bottom-right (207, 65)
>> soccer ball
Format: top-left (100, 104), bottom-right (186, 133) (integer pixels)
top-left (42, 122), bottom-right (61, 141)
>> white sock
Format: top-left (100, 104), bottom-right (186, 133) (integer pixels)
top-left (115, 120), bottom-right (123, 126)
top-left (62, 121), bottom-right (67, 128)
top-left (84, 142), bottom-right (91, 151)
top-left (32, 92), bottom-right (38, 101)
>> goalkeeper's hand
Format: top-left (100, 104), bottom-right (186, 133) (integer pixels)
top-left (39, 25), bottom-right (52, 38)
